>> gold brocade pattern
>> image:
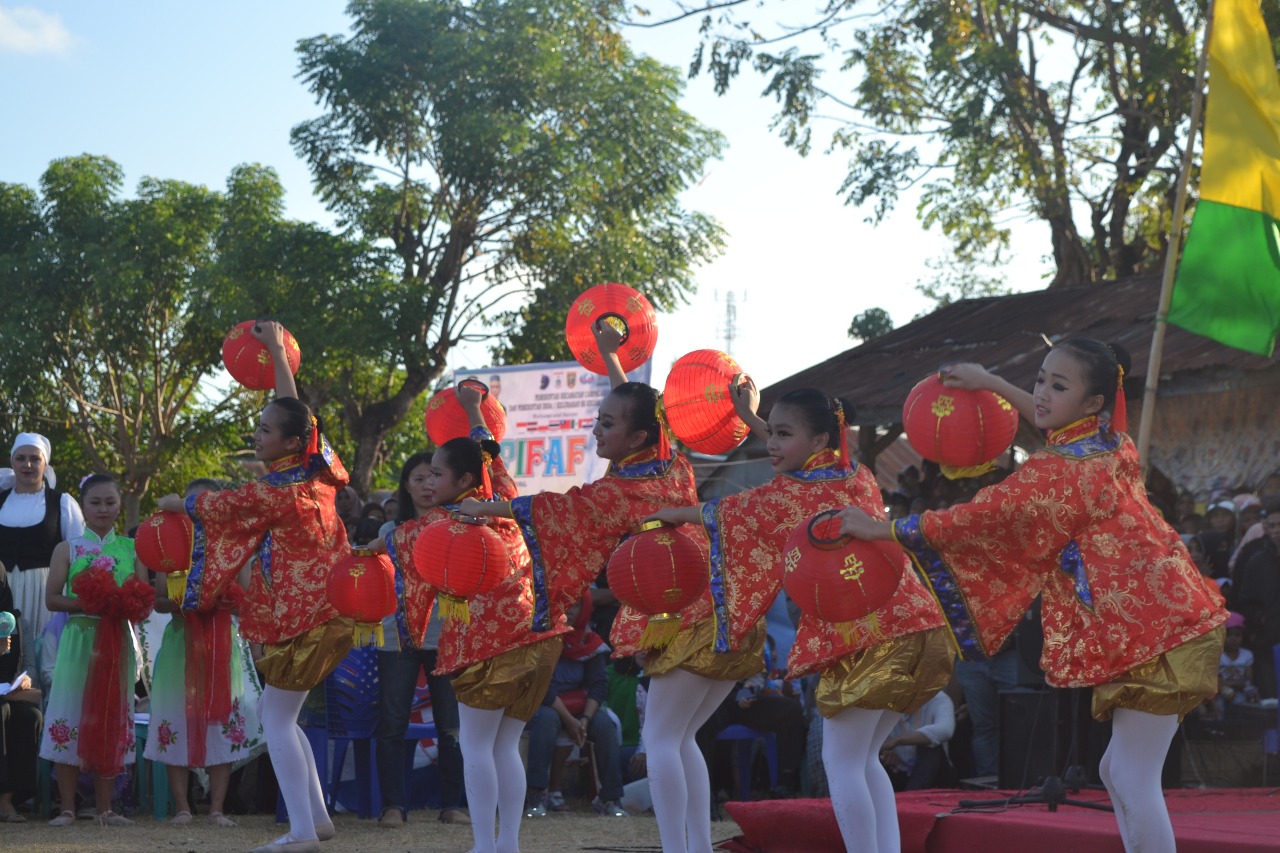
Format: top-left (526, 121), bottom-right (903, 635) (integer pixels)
top-left (256, 617), bottom-right (355, 691)
top-left (191, 453), bottom-right (350, 645)
top-left (1091, 625), bottom-right (1224, 722)
top-left (518, 451), bottom-right (713, 655)
top-left (815, 627), bottom-right (953, 719)
top-left (451, 636), bottom-right (563, 722)
top-left (917, 433), bottom-right (1227, 686)
top-left (643, 618), bottom-right (766, 680)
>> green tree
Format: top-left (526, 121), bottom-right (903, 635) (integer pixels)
top-left (288, 0), bottom-right (725, 493)
top-left (848, 307), bottom-right (894, 342)
top-left (640, 0), bottom-right (1258, 292)
top-left (0, 156), bottom-right (257, 526)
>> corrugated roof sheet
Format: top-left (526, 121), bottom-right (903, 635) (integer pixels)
top-left (761, 276), bottom-right (1278, 424)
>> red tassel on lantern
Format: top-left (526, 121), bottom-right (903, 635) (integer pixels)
top-left (902, 373), bottom-right (1019, 479)
top-left (606, 521), bottom-right (708, 648)
top-left (565, 283), bottom-right (659, 375)
top-left (135, 511), bottom-right (195, 601)
top-left (782, 510), bottom-right (903, 641)
top-left (411, 515), bottom-right (511, 624)
top-left (328, 549), bottom-right (398, 646)
top-left (424, 380), bottom-right (508, 447)
top-left (662, 350), bottom-right (751, 455)
top-left (221, 321), bottom-right (302, 391)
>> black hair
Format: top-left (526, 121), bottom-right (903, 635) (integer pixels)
top-left (773, 388), bottom-right (857, 450)
top-left (1056, 338), bottom-right (1131, 415)
top-left (610, 382), bottom-right (662, 448)
top-left (360, 501), bottom-right (384, 519)
top-left (437, 437), bottom-right (485, 484)
top-left (266, 397), bottom-right (321, 449)
top-left (352, 516), bottom-right (384, 546)
top-left (393, 451), bottom-right (434, 524)
top-left (184, 477), bottom-right (222, 494)
top-left (79, 473), bottom-right (119, 497)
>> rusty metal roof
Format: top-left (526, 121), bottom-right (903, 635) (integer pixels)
top-left (761, 276), bottom-right (1279, 425)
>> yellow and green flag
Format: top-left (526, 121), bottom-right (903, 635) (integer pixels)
top-left (1169, 0), bottom-right (1280, 357)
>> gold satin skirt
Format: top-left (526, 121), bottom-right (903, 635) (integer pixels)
top-left (452, 637), bottom-right (563, 722)
top-left (256, 617), bottom-right (355, 692)
top-left (815, 627), bottom-right (954, 719)
top-left (1091, 625), bottom-right (1224, 722)
top-left (643, 618), bottom-right (766, 681)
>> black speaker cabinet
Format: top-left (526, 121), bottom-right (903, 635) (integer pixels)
top-left (997, 689), bottom-right (1071, 790)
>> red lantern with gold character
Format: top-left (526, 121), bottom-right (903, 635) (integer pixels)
top-left (135, 511), bottom-right (194, 601)
top-left (902, 373), bottom-right (1018, 479)
top-left (606, 521), bottom-right (708, 648)
top-left (565, 282), bottom-right (659, 375)
top-left (221, 321), bottom-right (302, 391)
top-left (412, 514), bottom-right (511, 623)
top-left (782, 509), bottom-right (903, 639)
top-left (662, 349), bottom-right (750, 455)
top-left (328, 549), bottom-right (398, 646)
top-left (424, 380), bottom-right (508, 447)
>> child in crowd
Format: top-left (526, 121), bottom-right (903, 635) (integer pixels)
top-left (144, 478), bottom-right (264, 827)
top-left (839, 339), bottom-right (1227, 853)
top-left (40, 474), bottom-right (151, 827)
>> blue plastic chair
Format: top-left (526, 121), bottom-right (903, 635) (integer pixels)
top-left (716, 723), bottom-right (778, 800)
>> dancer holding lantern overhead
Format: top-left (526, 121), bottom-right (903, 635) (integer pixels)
top-left (648, 384), bottom-right (949, 853)
top-left (385, 384), bottom-right (566, 853)
top-left (460, 324), bottom-right (733, 853)
top-left (838, 339), bottom-right (1227, 853)
top-left (156, 321), bottom-right (352, 853)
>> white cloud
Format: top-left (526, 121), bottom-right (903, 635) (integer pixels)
top-left (0, 7), bottom-right (73, 55)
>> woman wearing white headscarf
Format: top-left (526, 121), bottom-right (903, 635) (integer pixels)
top-left (0, 433), bottom-right (85, 670)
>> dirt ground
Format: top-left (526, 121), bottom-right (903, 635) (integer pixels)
top-left (0, 810), bottom-right (745, 852)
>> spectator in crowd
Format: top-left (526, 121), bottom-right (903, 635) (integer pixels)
top-left (1231, 501), bottom-right (1280, 698)
top-left (374, 451), bottom-right (467, 828)
top-left (0, 601), bottom-right (42, 821)
top-left (360, 501), bottom-right (385, 524)
top-left (1212, 612), bottom-right (1258, 718)
top-left (879, 689), bottom-right (957, 791)
top-left (524, 595), bottom-right (626, 819)
top-left (714, 636), bottom-right (807, 797)
top-left (1205, 499), bottom-right (1239, 550)
top-left (0, 433), bottom-right (85, 668)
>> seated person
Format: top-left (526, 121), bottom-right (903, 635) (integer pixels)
top-left (711, 635), bottom-right (807, 797)
top-left (0, 605), bottom-right (43, 821)
top-left (879, 689), bottom-right (957, 791)
top-left (524, 595), bottom-right (626, 817)
top-left (1204, 612), bottom-right (1258, 719)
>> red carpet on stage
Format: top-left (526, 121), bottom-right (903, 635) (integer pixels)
top-left (721, 788), bottom-right (1280, 853)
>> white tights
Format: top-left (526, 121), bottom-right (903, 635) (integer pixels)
top-left (458, 702), bottom-right (528, 853)
top-left (259, 685), bottom-right (327, 843)
top-left (1099, 708), bottom-right (1179, 853)
top-left (822, 707), bottom-right (901, 853)
top-left (642, 669), bottom-right (735, 853)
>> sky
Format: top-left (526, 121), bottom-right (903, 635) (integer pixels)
top-left (0, 1), bottom-right (1050, 390)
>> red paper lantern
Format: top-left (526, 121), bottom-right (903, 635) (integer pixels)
top-left (135, 511), bottom-right (194, 601)
top-left (328, 548), bottom-right (398, 645)
top-left (662, 349), bottom-right (750, 455)
top-left (565, 283), bottom-right (659, 375)
top-left (606, 521), bottom-right (708, 648)
top-left (221, 321), bottom-right (302, 391)
top-left (411, 515), bottom-right (511, 623)
top-left (782, 509), bottom-right (903, 633)
top-left (424, 380), bottom-right (508, 447)
top-left (902, 373), bottom-right (1018, 478)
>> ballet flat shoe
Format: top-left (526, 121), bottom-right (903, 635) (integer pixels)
top-left (315, 820), bottom-right (336, 840)
top-left (247, 839), bottom-right (321, 853)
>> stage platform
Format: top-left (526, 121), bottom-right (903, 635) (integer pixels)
top-left (722, 788), bottom-right (1280, 853)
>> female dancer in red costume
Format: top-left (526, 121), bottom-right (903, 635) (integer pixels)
top-left (838, 339), bottom-right (1226, 853)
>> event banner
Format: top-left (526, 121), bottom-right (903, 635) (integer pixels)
top-left (452, 360), bottom-right (652, 494)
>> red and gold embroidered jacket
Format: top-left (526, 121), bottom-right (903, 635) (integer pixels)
top-left (184, 438), bottom-right (349, 645)
top-left (893, 418), bottom-right (1227, 688)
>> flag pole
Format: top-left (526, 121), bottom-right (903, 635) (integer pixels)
top-left (1137, 0), bottom-right (1217, 476)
